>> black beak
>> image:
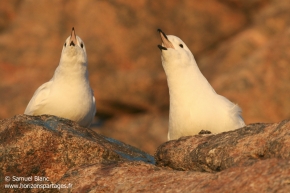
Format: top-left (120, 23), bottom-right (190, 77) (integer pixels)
top-left (157, 29), bottom-right (167, 51)
top-left (157, 28), bottom-right (175, 50)
top-left (157, 29), bottom-right (169, 40)
top-left (70, 27), bottom-right (77, 46)
top-left (158, 45), bottom-right (167, 51)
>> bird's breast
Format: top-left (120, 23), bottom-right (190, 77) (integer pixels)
top-left (46, 79), bottom-right (94, 117)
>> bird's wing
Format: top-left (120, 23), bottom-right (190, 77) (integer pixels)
top-left (92, 88), bottom-right (97, 116)
top-left (217, 95), bottom-right (246, 127)
top-left (84, 89), bottom-right (97, 127)
top-left (24, 80), bottom-right (53, 115)
top-left (92, 89), bottom-right (97, 114)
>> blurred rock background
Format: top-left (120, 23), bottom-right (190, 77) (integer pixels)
top-left (0, 0), bottom-right (290, 154)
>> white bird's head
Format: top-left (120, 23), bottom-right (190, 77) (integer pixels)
top-left (60, 27), bottom-right (87, 67)
top-left (157, 29), bottom-right (194, 70)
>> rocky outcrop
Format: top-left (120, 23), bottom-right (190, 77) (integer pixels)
top-left (63, 119), bottom-right (290, 192)
top-left (155, 120), bottom-right (290, 172)
top-left (0, 115), bottom-right (154, 184)
top-left (2, 116), bottom-right (290, 192)
top-left (0, 115), bottom-right (290, 192)
top-left (58, 158), bottom-right (290, 193)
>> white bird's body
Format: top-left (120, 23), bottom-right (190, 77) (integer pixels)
top-left (25, 28), bottom-right (96, 127)
top-left (157, 29), bottom-right (245, 140)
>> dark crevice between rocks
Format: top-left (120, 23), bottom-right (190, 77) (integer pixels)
top-left (96, 101), bottom-right (148, 121)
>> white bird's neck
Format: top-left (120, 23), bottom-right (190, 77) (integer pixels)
top-left (52, 60), bottom-right (89, 85)
top-left (164, 59), bottom-right (215, 104)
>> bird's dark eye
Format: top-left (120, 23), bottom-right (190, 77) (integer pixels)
top-left (64, 42), bottom-right (66, 47)
top-left (81, 43), bottom-right (83, 48)
top-left (179, 44), bottom-right (183, 48)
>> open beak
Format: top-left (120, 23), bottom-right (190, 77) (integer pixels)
top-left (157, 29), bottom-right (175, 50)
top-left (70, 27), bottom-right (77, 46)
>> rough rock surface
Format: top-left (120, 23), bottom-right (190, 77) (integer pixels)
top-left (2, 116), bottom-right (290, 192)
top-left (155, 120), bottom-right (290, 172)
top-left (58, 158), bottom-right (290, 193)
top-left (0, 114), bottom-right (154, 184)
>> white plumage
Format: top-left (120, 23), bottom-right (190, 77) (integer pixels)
top-left (157, 29), bottom-right (245, 140)
top-left (25, 28), bottom-right (96, 127)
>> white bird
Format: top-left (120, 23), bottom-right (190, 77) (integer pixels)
top-left (25, 28), bottom-right (96, 127)
top-left (157, 29), bottom-right (245, 140)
